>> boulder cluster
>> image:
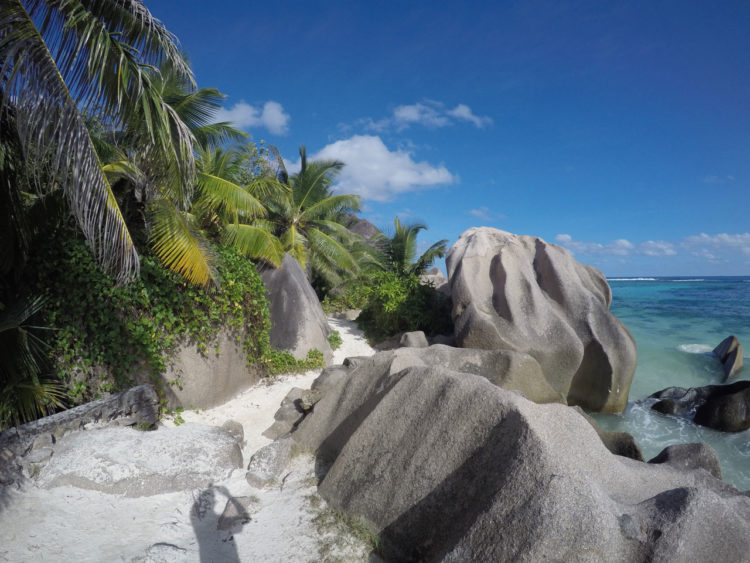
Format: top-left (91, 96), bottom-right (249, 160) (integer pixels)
top-left (264, 227), bottom-right (750, 561)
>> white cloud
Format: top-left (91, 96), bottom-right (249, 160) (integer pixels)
top-left (311, 135), bottom-right (456, 201)
top-left (639, 240), bottom-right (677, 256)
top-left (683, 233), bottom-right (750, 256)
top-left (554, 235), bottom-right (669, 257)
top-left (215, 101), bottom-right (290, 135)
top-left (468, 206), bottom-right (505, 222)
top-left (393, 102), bottom-right (451, 129)
top-left (702, 174), bottom-right (735, 184)
top-left (446, 104), bottom-right (493, 128)
top-left (360, 100), bottom-right (492, 133)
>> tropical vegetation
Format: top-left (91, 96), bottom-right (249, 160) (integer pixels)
top-left (0, 1), bottom-right (450, 428)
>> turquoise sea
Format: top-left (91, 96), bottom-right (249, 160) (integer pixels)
top-left (592, 277), bottom-right (750, 490)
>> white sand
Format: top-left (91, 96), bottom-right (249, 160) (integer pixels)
top-left (0, 317), bottom-right (376, 563)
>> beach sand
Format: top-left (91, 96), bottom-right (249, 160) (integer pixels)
top-left (0, 317), bottom-right (376, 563)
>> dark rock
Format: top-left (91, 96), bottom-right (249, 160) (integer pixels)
top-left (293, 363), bottom-right (749, 562)
top-left (446, 227), bottom-right (637, 413)
top-left (651, 381), bottom-right (750, 432)
top-left (261, 254), bottom-right (332, 364)
top-left (649, 443), bottom-right (723, 480)
top-left (399, 331), bottom-right (429, 348)
top-left (714, 335), bottom-right (743, 380)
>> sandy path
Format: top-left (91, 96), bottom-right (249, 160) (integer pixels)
top-left (0, 317), bottom-right (376, 563)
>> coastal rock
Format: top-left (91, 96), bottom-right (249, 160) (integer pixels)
top-left (36, 424), bottom-right (243, 497)
top-left (261, 254), bottom-right (333, 364)
top-left (159, 329), bottom-right (261, 410)
top-left (714, 335), bottom-right (744, 380)
top-left (571, 406), bottom-right (644, 461)
top-left (246, 437), bottom-right (293, 488)
top-left (399, 331), bottom-right (429, 348)
top-left (648, 443), bottom-right (723, 480)
top-left (421, 267), bottom-right (451, 296)
top-left (294, 348), bottom-right (561, 453)
top-left (446, 227), bottom-right (637, 413)
top-left (651, 381), bottom-right (750, 432)
top-left (293, 363), bottom-right (750, 562)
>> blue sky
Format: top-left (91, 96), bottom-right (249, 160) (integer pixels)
top-left (153, 1), bottom-right (750, 276)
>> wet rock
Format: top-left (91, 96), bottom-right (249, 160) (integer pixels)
top-left (571, 406), bottom-right (644, 461)
top-left (714, 335), bottom-right (743, 380)
top-left (651, 381), bottom-right (750, 432)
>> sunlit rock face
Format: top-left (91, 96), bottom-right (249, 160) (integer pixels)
top-left (446, 227), bottom-right (637, 413)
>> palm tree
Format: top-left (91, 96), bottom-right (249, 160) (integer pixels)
top-left (268, 146), bottom-right (362, 287)
top-left (100, 64), bottom-right (255, 285)
top-left (379, 217), bottom-right (448, 277)
top-left (194, 144), bottom-right (285, 268)
top-left (1, 0), bottom-right (194, 282)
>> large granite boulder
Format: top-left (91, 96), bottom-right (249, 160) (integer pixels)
top-left (714, 335), bottom-right (743, 380)
top-left (158, 328), bottom-right (261, 410)
top-left (261, 254), bottom-right (332, 364)
top-left (293, 363), bottom-right (750, 562)
top-left (446, 227), bottom-right (637, 413)
top-left (293, 347), bottom-right (563, 431)
top-left (651, 381), bottom-right (750, 432)
top-left (36, 424), bottom-right (243, 497)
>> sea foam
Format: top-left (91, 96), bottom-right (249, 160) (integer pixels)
top-left (677, 343), bottom-right (714, 354)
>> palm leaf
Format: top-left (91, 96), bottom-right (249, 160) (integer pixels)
top-left (223, 223), bottom-right (283, 266)
top-left (149, 200), bottom-right (216, 286)
top-left (197, 171), bottom-right (266, 218)
top-left (299, 194), bottom-right (361, 223)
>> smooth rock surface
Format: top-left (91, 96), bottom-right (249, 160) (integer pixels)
top-left (571, 406), bottom-right (644, 461)
top-left (295, 347), bottom-right (562, 451)
top-left (446, 227), bottom-right (637, 412)
top-left (246, 437), bottom-right (293, 488)
top-left (36, 424), bottom-right (243, 497)
top-left (294, 364), bottom-right (750, 562)
top-left (262, 254), bottom-right (333, 364)
top-left (158, 329), bottom-right (261, 410)
top-left (714, 335), bottom-right (744, 380)
top-left (649, 442), bottom-right (723, 480)
top-left (399, 331), bottom-right (429, 348)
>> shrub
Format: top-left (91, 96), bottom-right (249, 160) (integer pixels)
top-left (357, 271), bottom-right (452, 341)
top-left (30, 236), bottom-right (280, 406)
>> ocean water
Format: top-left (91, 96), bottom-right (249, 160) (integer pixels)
top-left (592, 277), bottom-right (750, 490)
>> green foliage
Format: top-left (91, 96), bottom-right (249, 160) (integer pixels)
top-left (321, 279), bottom-right (370, 313)
top-left (358, 272), bottom-right (452, 340)
top-left (264, 349), bottom-right (325, 375)
top-left (328, 330), bottom-right (343, 351)
top-left (32, 237), bottom-right (274, 405)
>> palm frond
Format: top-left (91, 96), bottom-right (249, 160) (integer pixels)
top-left (149, 200), bottom-right (216, 286)
top-left (307, 227), bottom-right (358, 273)
top-left (197, 171), bottom-right (266, 218)
top-left (223, 223), bottom-right (283, 266)
top-left (299, 194), bottom-right (361, 223)
top-left (192, 122), bottom-right (247, 149)
top-left (413, 239), bottom-right (448, 276)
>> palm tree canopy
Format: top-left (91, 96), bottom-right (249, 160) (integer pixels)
top-left (381, 217), bottom-right (448, 277)
top-left (267, 145), bottom-right (361, 285)
top-left (0, 0), bottom-right (193, 282)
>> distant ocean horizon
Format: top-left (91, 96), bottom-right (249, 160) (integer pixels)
top-left (595, 276), bottom-right (750, 490)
